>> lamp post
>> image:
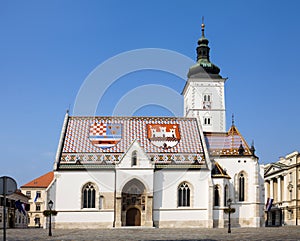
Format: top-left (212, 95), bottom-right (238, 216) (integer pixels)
top-left (48, 200), bottom-right (53, 236)
top-left (227, 198), bottom-right (232, 233)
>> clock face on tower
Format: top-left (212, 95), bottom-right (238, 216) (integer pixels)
top-left (203, 102), bottom-right (211, 109)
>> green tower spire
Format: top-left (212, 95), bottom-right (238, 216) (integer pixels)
top-left (195, 18), bottom-right (220, 75)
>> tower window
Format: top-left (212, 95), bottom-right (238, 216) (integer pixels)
top-left (203, 94), bottom-right (212, 109)
top-left (204, 117), bottom-right (211, 125)
top-left (203, 94), bottom-right (211, 102)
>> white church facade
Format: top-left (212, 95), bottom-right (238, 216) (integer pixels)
top-left (48, 23), bottom-right (265, 229)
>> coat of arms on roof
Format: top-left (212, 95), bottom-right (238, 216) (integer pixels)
top-left (147, 124), bottom-right (180, 149)
top-left (89, 123), bottom-right (122, 149)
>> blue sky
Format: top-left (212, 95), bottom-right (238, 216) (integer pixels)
top-left (1, 0), bottom-right (300, 186)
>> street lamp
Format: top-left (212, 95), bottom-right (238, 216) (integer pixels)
top-left (227, 198), bottom-right (232, 233)
top-left (48, 200), bottom-right (53, 236)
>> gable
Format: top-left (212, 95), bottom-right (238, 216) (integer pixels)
top-left (117, 140), bottom-right (153, 169)
top-left (264, 163), bottom-right (288, 176)
top-left (204, 125), bottom-right (253, 157)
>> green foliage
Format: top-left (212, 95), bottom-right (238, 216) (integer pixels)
top-left (224, 208), bottom-right (236, 214)
top-left (43, 210), bottom-right (58, 217)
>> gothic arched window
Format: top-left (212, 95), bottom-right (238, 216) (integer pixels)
top-left (83, 183), bottom-right (96, 208)
top-left (239, 173), bottom-right (245, 201)
top-left (214, 185), bottom-right (220, 206)
top-left (131, 151), bottom-right (137, 166)
top-left (178, 182), bottom-right (190, 207)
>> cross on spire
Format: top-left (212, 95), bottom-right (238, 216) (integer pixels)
top-left (201, 16), bottom-right (205, 38)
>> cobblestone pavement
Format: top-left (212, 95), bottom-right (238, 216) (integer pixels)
top-left (0, 226), bottom-right (299, 241)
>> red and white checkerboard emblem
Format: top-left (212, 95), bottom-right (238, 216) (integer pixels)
top-left (89, 123), bottom-right (122, 149)
top-left (90, 123), bottom-right (107, 136)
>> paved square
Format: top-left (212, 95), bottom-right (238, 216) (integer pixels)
top-left (1, 226), bottom-right (300, 241)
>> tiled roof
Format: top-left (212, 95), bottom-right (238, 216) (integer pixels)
top-left (204, 125), bottom-right (253, 156)
top-left (59, 116), bottom-right (205, 168)
top-left (14, 189), bottom-right (29, 199)
top-left (21, 172), bottom-right (54, 188)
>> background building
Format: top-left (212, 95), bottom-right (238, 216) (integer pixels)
top-left (20, 171), bottom-right (54, 228)
top-left (264, 151), bottom-right (300, 226)
top-left (0, 190), bottom-right (29, 229)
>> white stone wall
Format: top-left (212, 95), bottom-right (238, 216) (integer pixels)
top-left (52, 159), bottom-right (264, 228)
top-left (153, 169), bottom-right (212, 227)
top-left (53, 171), bottom-right (115, 228)
top-left (216, 157), bottom-right (264, 227)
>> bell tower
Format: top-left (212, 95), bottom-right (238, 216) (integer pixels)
top-left (182, 21), bottom-right (227, 133)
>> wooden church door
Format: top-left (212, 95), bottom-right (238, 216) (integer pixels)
top-left (126, 208), bottom-right (141, 226)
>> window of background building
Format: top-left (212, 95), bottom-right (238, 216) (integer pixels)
top-left (34, 217), bottom-right (40, 226)
top-left (36, 204), bottom-right (41, 211)
top-left (26, 191), bottom-right (31, 198)
top-left (36, 191), bottom-right (41, 198)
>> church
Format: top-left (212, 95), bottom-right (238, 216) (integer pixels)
top-left (48, 23), bottom-right (265, 228)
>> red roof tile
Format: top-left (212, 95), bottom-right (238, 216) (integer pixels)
top-left (58, 116), bottom-right (206, 168)
top-left (21, 172), bottom-right (54, 188)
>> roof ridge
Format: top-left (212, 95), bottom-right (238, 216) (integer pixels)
top-left (68, 116), bottom-right (197, 120)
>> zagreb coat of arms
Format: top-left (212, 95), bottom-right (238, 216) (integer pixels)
top-left (147, 124), bottom-right (180, 149)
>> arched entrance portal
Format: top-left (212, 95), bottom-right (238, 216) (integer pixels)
top-left (126, 208), bottom-right (141, 226)
top-left (121, 179), bottom-right (146, 226)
